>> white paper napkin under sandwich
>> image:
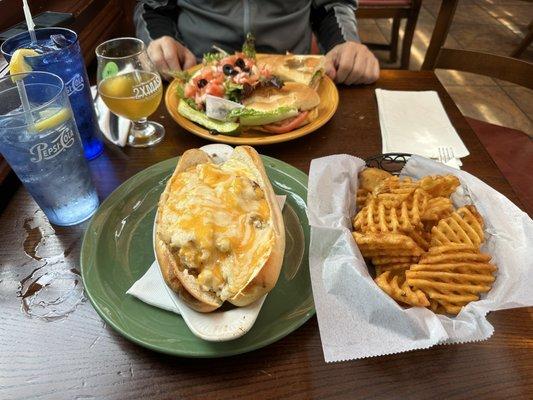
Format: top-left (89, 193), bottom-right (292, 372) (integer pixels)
top-left (376, 89), bottom-right (468, 169)
top-left (308, 154), bottom-right (533, 363)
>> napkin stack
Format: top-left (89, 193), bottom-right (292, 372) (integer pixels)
top-left (376, 89), bottom-right (469, 169)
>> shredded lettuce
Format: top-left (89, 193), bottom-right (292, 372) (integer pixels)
top-left (242, 33), bottom-right (256, 59)
top-left (310, 69), bottom-right (324, 86)
top-left (173, 70), bottom-right (192, 81)
top-left (176, 82), bottom-right (198, 110)
top-left (224, 81), bottom-right (244, 102)
top-left (202, 52), bottom-right (223, 64)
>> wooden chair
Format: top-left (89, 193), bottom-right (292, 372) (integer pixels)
top-left (422, 0), bottom-right (533, 216)
top-left (356, 0), bottom-right (422, 69)
top-left (511, 19), bottom-right (533, 59)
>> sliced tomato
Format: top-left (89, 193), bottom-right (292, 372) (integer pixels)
top-left (262, 111), bottom-right (309, 134)
top-left (211, 74), bottom-right (225, 84)
top-left (220, 55), bottom-right (237, 65)
top-left (245, 58), bottom-right (255, 69)
top-left (241, 74), bottom-right (259, 84)
top-left (184, 83), bottom-right (196, 98)
top-left (205, 82), bottom-right (225, 97)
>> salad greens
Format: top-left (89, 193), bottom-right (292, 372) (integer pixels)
top-left (242, 33), bottom-right (256, 59)
top-left (176, 82), bottom-right (198, 110)
top-left (224, 81), bottom-right (244, 102)
top-left (202, 52), bottom-right (223, 64)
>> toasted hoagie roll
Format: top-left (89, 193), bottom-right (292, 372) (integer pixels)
top-left (155, 146), bottom-right (285, 312)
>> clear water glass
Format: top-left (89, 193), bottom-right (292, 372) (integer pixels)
top-left (0, 71), bottom-right (99, 226)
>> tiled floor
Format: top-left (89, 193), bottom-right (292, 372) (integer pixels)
top-left (358, 0), bottom-right (533, 136)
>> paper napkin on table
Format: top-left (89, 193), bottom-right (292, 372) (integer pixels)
top-left (127, 195), bottom-right (286, 315)
top-left (376, 89), bottom-right (468, 169)
top-left (91, 86), bottom-right (130, 147)
top-left (307, 154), bottom-right (533, 363)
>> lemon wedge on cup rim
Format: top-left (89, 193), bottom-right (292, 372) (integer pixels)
top-left (9, 48), bottom-right (39, 78)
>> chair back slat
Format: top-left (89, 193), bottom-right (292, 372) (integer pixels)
top-left (421, 0), bottom-right (458, 71)
top-left (436, 48), bottom-right (533, 89)
top-left (421, 0), bottom-right (533, 89)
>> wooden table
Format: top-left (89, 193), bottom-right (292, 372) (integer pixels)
top-left (1, 71), bottom-right (531, 400)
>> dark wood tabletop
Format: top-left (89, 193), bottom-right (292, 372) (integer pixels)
top-left (1, 70), bottom-right (531, 400)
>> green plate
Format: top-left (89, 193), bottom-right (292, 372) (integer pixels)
top-left (81, 155), bottom-right (314, 357)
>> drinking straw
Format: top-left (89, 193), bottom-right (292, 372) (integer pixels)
top-left (22, 0), bottom-right (37, 43)
top-left (15, 1), bottom-right (36, 127)
top-left (16, 78), bottom-right (33, 127)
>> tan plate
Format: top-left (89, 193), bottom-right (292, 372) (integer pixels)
top-left (164, 69), bottom-right (339, 145)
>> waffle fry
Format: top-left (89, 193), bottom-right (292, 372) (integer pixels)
top-left (423, 243), bottom-right (478, 255)
top-left (431, 205), bottom-right (485, 248)
top-left (419, 175), bottom-right (460, 198)
top-left (353, 232), bottom-right (424, 258)
top-left (351, 170), bottom-right (496, 316)
top-left (359, 168), bottom-right (392, 192)
top-left (408, 229), bottom-right (431, 252)
top-left (375, 263), bottom-right (412, 276)
top-left (375, 271), bottom-right (430, 307)
top-left (354, 197), bottom-right (413, 233)
top-left (406, 245), bottom-right (496, 315)
top-left (356, 188), bottom-right (371, 210)
top-left (354, 189), bottom-right (428, 233)
top-left (421, 197), bottom-right (453, 228)
top-left (373, 176), bottom-right (420, 205)
top-left (372, 256), bottom-right (419, 266)
top-left (373, 255), bottom-right (418, 277)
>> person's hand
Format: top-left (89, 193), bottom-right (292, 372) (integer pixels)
top-left (324, 41), bottom-right (380, 85)
top-left (147, 36), bottom-right (197, 80)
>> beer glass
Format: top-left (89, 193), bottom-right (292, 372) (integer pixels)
top-left (95, 37), bottom-right (164, 147)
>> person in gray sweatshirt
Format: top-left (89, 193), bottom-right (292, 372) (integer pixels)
top-left (134, 0), bottom-right (379, 85)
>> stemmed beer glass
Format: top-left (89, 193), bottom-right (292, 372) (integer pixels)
top-left (96, 37), bottom-right (164, 147)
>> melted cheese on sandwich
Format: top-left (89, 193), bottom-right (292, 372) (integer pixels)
top-left (159, 159), bottom-right (274, 301)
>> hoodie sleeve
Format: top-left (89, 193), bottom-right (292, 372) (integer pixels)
top-left (311, 0), bottom-right (360, 52)
top-left (134, 0), bottom-right (180, 44)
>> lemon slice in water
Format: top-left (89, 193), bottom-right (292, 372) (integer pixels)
top-left (9, 49), bottom-right (39, 79)
top-left (34, 108), bottom-right (71, 132)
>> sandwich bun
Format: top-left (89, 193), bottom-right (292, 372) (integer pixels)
top-left (243, 82), bottom-right (320, 112)
top-left (259, 55), bottom-right (325, 88)
top-left (155, 146), bottom-right (285, 312)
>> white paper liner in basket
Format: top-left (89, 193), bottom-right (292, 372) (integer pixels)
top-left (308, 154), bottom-right (533, 363)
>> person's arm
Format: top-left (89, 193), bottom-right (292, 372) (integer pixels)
top-left (134, 1), bottom-right (197, 79)
top-left (134, 0), bottom-right (179, 44)
top-left (311, 0), bottom-right (360, 52)
top-left (311, 1), bottom-right (379, 85)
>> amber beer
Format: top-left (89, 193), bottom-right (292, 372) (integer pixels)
top-left (98, 71), bottom-right (163, 121)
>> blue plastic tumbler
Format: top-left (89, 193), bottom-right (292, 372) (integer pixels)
top-left (1, 27), bottom-right (104, 160)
